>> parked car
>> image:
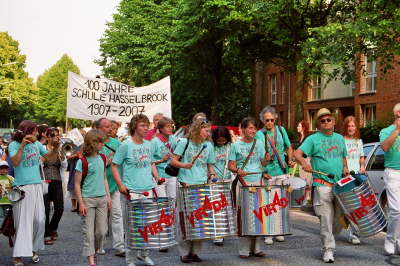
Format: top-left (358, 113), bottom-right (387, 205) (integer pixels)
top-left (363, 142), bottom-right (387, 211)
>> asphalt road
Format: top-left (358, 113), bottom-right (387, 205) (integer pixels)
top-left (0, 200), bottom-right (397, 266)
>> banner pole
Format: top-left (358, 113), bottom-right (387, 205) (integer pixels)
top-left (65, 116), bottom-right (68, 133)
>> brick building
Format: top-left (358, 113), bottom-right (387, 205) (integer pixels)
top-left (253, 56), bottom-right (400, 132)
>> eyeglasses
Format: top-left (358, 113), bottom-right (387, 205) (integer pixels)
top-left (265, 119), bottom-right (275, 123)
top-left (320, 118), bottom-right (332, 124)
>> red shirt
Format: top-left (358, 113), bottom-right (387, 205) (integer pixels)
top-left (144, 128), bottom-right (157, 141)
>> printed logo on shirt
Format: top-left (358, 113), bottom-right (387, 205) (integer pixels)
top-left (346, 141), bottom-right (359, 160)
top-left (186, 145), bottom-right (208, 168)
top-left (237, 145), bottom-right (261, 166)
top-left (321, 139), bottom-right (343, 160)
top-left (22, 145), bottom-right (39, 168)
top-left (131, 146), bottom-right (152, 168)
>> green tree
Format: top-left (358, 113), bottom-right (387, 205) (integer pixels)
top-left (35, 54), bottom-right (80, 126)
top-left (0, 32), bottom-right (37, 128)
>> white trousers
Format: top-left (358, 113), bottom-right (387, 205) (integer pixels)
top-left (110, 191), bottom-right (125, 251)
top-left (121, 190), bottom-right (154, 264)
top-left (384, 168), bottom-right (400, 253)
top-left (155, 177), bottom-right (177, 199)
top-left (12, 183), bottom-right (45, 257)
top-left (313, 186), bottom-right (343, 251)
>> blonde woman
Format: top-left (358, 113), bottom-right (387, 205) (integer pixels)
top-left (171, 118), bottom-right (216, 263)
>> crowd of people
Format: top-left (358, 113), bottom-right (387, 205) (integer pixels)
top-left (1, 103), bottom-right (400, 266)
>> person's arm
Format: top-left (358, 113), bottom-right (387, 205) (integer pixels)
top-left (151, 163), bottom-right (161, 183)
top-left (381, 120), bottom-right (400, 152)
top-left (104, 169), bottom-right (112, 209)
top-left (294, 149), bottom-right (312, 173)
top-left (342, 157), bottom-right (349, 176)
top-left (286, 146), bottom-right (294, 167)
top-left (111, 163), bottom-right (128, 195)
top-left (207, 164), bottom-right (216, 180)
top-left (74, 171), bottom-right (87, 216)
top-left (359, 156), bottom-right (366, 174)
top-left (10, 137), bottom-right (32, 166)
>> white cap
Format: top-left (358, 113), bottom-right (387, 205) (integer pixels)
top-left (0, 160), bottom-right (9, 168)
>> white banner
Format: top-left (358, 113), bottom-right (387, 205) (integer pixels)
top-left (67, 72), bottom-right (171, 122)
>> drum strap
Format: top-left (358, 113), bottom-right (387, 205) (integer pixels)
top-left (232, 140), bottom-right (257, 207)
top-left (265, 126), bottom-right (287, 174)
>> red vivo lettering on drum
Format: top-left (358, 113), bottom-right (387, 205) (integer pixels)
top-left (346, 194), bottom-right (377, 225)
top-left (138, 208), bottom-right (175, 242)
top-left (253, 191), bottom-right (289, 223)
top-left (188, 193), bottom-right (228, 228)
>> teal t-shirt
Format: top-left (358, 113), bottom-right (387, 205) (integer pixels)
top-left (380, 125), bottom-right (400, 170)
top-left (151, 135), bottom-right (177, 179)
top-left (99, 137), bottom-right (121, 193)
top-left (298, 132), bottom-right (347, 186)
top-left (75, 155), bottom-right (106, 198)
top-left (214, 144), bottom-right (232, 180)
top-left (112, 139), bottom-right (155, 192)
top-left (255, 126), bottom-right (291, 177)
top-left (174, 139), bottom-right (216, 185)
top-left (345, 138), bottom-right (364, 173)
top-left (228, 140), bottom-right (266, 183)
top-left (9, 141), bottom-right (48, 186)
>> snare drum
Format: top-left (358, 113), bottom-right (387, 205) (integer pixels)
top-left (179, 182), bottom-right (236, 241)
top-left (288, 177), bottom-right (307, 208)
top-left (239, 185), bottom-right (291, 236)
top-left (125, 197), bottom-right (177, 250)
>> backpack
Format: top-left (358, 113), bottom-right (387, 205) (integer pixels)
top-left (80, 154), bottom-right (107, 187)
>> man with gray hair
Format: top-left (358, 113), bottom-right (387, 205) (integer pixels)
top-left (380, 103), bottom-right (400, 255)
top-left (144, 113), bottom-right (164, 140)
top-left (254, 106), bottom-right (294, 244)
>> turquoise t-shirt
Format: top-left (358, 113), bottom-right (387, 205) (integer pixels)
top-left (99, 137), bottom-right (121, 193)
top-left (112, 139), bottom-right (155, 192)
top-left (9, 141), bottom-right (48, 186)
top-left (214, 144), bottom-right (232, 180)
top-left (228, 140), bottom-right (266, 183)
top-left (298, 132), bottom-right (347, 186)
top-left (380, 125), bottom-right (400, 170)
top-left (345, 138), bottom-right (364, 173)
top-left (255, 126), bottom-right (291, 177)
top-left (75, 155), bottom-right (106, 198)
top-left (174, 139), bottom-right (216, 185)
top-left (151, 135), bottom-right (177, 179)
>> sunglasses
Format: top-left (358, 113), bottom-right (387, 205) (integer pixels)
top-left (265, 119), bottom-right (275, 122)
top-left (320, 118), bottom-right (332, 124)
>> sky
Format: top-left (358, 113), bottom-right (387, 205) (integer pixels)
top-left (0, 0), bottom-right (121, 80)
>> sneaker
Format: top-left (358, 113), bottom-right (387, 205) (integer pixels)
top-left (264, 237), bottom-right (273, 245)
top-left (44, 237), bottom-right (54, 245)
top-left (276, 236), bottom-right (285, 242)
top-left (96, 249), bottom-right (106, 255)
top-left (127, 263), bottom-right (136, 266)
top-left (137, 254), bottom-right (155, 266)
top-left (32, 253), bottom-right (40, 263)
top-left (115, 249), bottom-right (126, 257)
top-left (384, 240), bottom-right (395, 256)
top-left (347, 228), bottom-right (360, 245)
top-left (213, 238), bottom-right (224, 246)
top-left (322, 250), bottom-right (334, 263)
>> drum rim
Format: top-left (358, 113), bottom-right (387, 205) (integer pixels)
top-left (180, 181), bottom-right (232, 188)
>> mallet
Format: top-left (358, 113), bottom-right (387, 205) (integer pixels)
top-left (191, 144), bottom-right (207, 164)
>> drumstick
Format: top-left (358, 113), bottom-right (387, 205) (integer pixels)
top-left (311, 170), bottom-right (335, 179)
top-left (191, 144), bottom-right (207, 164)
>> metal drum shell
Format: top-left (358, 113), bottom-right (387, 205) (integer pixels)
top-left (290, 187), bottom-right (307, 208)
top-left (125, 197), bottom-right (177, 250)
top-left (334, 181), bottom-right (387, 238)
top-left (239, 185), bottom-right (291, 236)
top-left (179, 182), bottom-right (236, 241)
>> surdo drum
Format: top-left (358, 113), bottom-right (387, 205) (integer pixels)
top-left (239, 185), bottom-right (291, 236)
top-left (288, 177), bottom-right (307, 208)
top-left (179, 182), bottom-right (236, 241)
top-left (125, 197), bottom-right (177, 249)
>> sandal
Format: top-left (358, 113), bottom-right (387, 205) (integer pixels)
top-left (253, 251), bottom-right (266, 257)
top-left (51, 232), bottom-right (58, 241)
top-left (13, 258), bottom-right (23, 266)
top-left (32, 253), bottom-right (40, 263)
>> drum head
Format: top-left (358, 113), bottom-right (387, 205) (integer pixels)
top-left (288, 177), bottom-right (306, 189)
top-left (8, 187), bottom-right (24, 202)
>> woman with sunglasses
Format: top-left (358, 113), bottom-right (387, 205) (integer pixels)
top-left (42, 128), bottom-right (66, 246)
top-left (228, 117), bottom-right (270, 259)
top-left (255, 106), bottom-right (294, 245)
top-left (170, 118), bottom-right (217, 263)
top-left (342, 116), bottom-right (365, 245)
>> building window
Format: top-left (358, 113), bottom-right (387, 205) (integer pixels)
top-left (309, 110), bottom-right (317, 131)
top-left (363, 104), bottom-right (376, 126)
top-left (280, 72), bottom-right (285, 104)
top-left (365, 56), bottom-right (377, 92)
top-left (270, 74), bottom-right (277, 105)
top-left (312, 76), bottom-right (323, 100)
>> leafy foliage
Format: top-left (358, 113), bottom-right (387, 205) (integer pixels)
top-left (0, 32), bottom-right (37, 127)
top-left (35, 54), bottom-right (81, 127)
top-left (360, 121), bottom-right (388, 144)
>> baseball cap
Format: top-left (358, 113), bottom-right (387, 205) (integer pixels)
top-left (316, 108), bottom-right (332, 120)
top-left (0, 160), bottom-right (9, 168)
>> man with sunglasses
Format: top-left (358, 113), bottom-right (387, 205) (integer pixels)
top-left (380, 103), bottom-right (400, 256)
top-left (255, 106), bottom-right (294, 244)
top-left (294, 108), bottom-right (349, 263)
